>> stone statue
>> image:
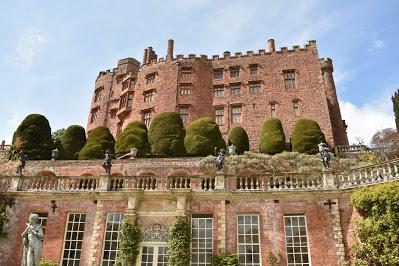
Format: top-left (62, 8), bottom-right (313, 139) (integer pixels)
top-left (227, 144), bottom-right (236, 156)
top-left (215, 149), bottom-right (226, 171)
top-left (102, 149), bottom-right (112, 175)
top-left (21, 213), bottom-right (43, 266)
top-left (318, 142), bottom-right (331, 169)
top-left (16, 151), bottom-right (28, 175)
top-left (51, 148), bottom-right (59, 160)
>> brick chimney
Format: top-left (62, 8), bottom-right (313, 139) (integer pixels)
top-left (268, 39), bottom-right (275, 52)
top-left (143, 48), bottom-right (148, 64)
top-left (147, 47), bottom-right (153, 63)
top-left (167, 39), bottom-right (174, 60)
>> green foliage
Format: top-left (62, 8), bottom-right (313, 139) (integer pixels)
top-left (148, 112), bottom-right (186, 156)
top-left (184, 117), bottom-right (226, 156)
top-left (259, 118), bottom-right (286, 155)
top-left (40, 259), bottom-right (59, 266)
top-left (115, 121), bottom-right (150, 156)
top-left (52, 128), bottom-right (65, 142)
top-left (212, 252), bottom-right (240, 266)
top-left (9, 114), bottom-right (53, 160)
top-left (392, 89), bottom-right (399, 131)
top-left (228, 126), bottom-right (249, 154)
top-left (168, 216), bottom-right (191, 266)
top-left (0, 195), bottom-right (9, 239)
top-left (116, 220), bottom-right (142, 266)
top-left (291, 118), bottom-right (326, 155)
top-left (350, 182), bottom-right (399, 265)
top-left (267, 250), bottom-right (283, 266)
top-left (78, 126), bottom-right (115, 160)
top-left (59, 125), bottom-right (86, 160)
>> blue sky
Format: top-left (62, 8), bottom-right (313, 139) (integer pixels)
top-left (0, 0), bottom-right (398, 144)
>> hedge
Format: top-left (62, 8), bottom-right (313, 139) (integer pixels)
top-left (115, 121), bottom-right (150, 156)
top-left (228, 126), bottom-right (249, 154)
top-left (78, 126), bottom-right (115, 159)
top-left (291, 118), bottom-right (326, 155)
top-left (259, 118), bottom-right (286, 155)
top-left (184, 117), bottom-right (226, 156)
top-left (59, 125), bottom-right (86, 160)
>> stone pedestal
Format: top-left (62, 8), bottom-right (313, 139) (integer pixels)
top-left (98, 175), bottom-right (110, 191)
top-left (9, 176), bottom-right (23, 191)
top-left (323, 169), bottom-right (337, 189)
top-left (215, 174), bottom-right (225, 190)
top-left (172, 188), bottom-right (191, 216)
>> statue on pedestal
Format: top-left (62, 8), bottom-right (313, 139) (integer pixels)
top-left (102, 150), bottom-right (113, 175)
top-left (215, 149), bottom-right (226, 171)
top-left (16, 151), bottom-right (28, 175)
top-left (318, 142), bottom-right (331, 169)
top-left (21, 213), bottom-right (43, 266)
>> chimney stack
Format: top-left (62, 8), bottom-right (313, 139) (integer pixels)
top-left (268, 39), bottom-right (275, 52)
top-left (143, 48), bottom-right (148, 64)
top-left (146, 47), bottom-right (153, 63)
top-left (167, 39), bottom-right (174, 60)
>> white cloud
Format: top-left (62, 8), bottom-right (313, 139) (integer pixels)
top-left (372, 39), bottom-right (385, 50)
top-left (14, 29), bottom-right (47, 70)
top-left (341, 100), bottom-right (395, 145)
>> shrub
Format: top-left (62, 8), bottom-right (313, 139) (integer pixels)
top-left (9, 114), bottom-right (53, 160)
top-left (78, 126), bottom-right (115, 159)
top-left (148, 112), bottom-right (186, 156)
top-left (259, 118), bottom-right (286, 155)
top-left (40, 259), bottom-right (59, 266)
top-left (115, 121), bottom-right (150, 156)
top-left (351, 182), bottom-right (399, 265)
top-left (184, 117), bottom-right (226, 156)
top-left (168, 216), bottom-right (191, 266)
top-left (212, 252), bottom-right (240, 266)
top-left (291, 118), bottom-right (326, 155)
top-left (228, 126), bottom-right (249, 154)
top-left (116, 220), bottom-right (142, 266)
top-left (59, 125), bottom-right (86, 160)
top-left (0, 195), bottom-right (9, 239)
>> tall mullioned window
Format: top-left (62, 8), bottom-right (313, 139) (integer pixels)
top-left (143, 110), bottom-right (152, 127)
top-left (102, 213), bottom-right (124, 266)
top-left (249, 82), bottom-right (261, 94)
top-left (214, 86), bottom-right (224, 97)
top-left (180, 84), bottom-right (191, 95)
top-left (230, 66), bottom-right (240, 78)
top-left (271, 103), bottom-right (277, 117)
top-left (249, 64), bottom-right (258, 75)
top-left (144, 90), bottom-right (154, 102)
top-left (284, 70), bottom-right (296, 89)
top-left (293, 101), bottom-right (300, 117)
top-left (213, 68), bottom-right (223, 80)
top-left (232, 106), bottom-right (242, 124)
top-left (284, 214), bottom-right (310, 266)
top-left (62, 213), bottom-right (86, 266)
top-left (179, 106), bottom-right (189, 125)
top-left (94, 87), bottom-right (104, 102)
top-left (90, 108), bottom-right (99, 123)
top-left (237, 214), bottom-right (261, 266)
top-left (146, 73), bottom-right (156, 84)
top-left (230, 83), bottom-right (241, 95)
top-left (181, 68), bottom-right (192, 79)
top-left (127, 92), bottom-right (133, 107)
top-left (191, 215), bottom-right (213, 266)
top-left (215, 108), bottom-right (224, 125)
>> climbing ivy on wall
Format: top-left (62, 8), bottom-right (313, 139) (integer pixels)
top-left (167, 216), bottom-right (191, 266)
top-left (0, 195), bottom-right (9, 239)
top-left (116, 220), bottom-right (142, 266)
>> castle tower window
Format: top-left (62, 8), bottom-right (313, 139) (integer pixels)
top-left (119, 94), bottom-right (127, 109)
top-left (215, 108), bottom-right (224, 125)
top-left (191, 214), bottom-right (213, 266)
top-left (293, 101), bottom-right (300, 117)
top-left (101, 213), bottom-right (124, 266)
top-left (127, 92), bottom-right (133, 107)
top-left (94, 86), bottom-right (104, 103)
top-left (110, 109), bottom-right (117, 119)
top-left (249, 81), bottom-right (261, 94)
top-left (214, 86), bottom-right (224, 97)
top-left (90, 107), bottom-right (99, 123)
top-left (144, 90), bottom-right (154, 102)
top-left (230, 66), bottom-right (240, 78)
top-left (271, 103), bottom-right (277, 117)
top-left (284, 214), bottom-right (310, 265)
top-left (283, 70), bottom-right (296, 89)
top-left (178, 106), bottom-right (189, 124)
top-left (146, 73), bottom-right (156, 84)
top-left (61, 213), bottom-right (86, 265)
top-left (122, 80), bottom-right (129, 91)
top-left (180, 84), bottom-right (191, 95)
top-left (249, 64), bottom-right (258, 75)
top-left (237, 214), bottom-right (261, 265)
top-left (230, 83), bottom-right (241, 96)
top-left (213, 68), bottom-right (223, 80)
top-left (232, 106), bottom-right (242, 124)
top-left (143, 110), bottom-right (152, 127)
top-left (181, 68), bottom-right (192, 79)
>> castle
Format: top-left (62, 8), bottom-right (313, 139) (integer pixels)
top-left (87, 39), bottom-right (349, 149)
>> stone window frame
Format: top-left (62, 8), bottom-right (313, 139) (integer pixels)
top-left (230, 66), bottom-right (240, 78)
top-left (180, 84), bottom-right (191, 96)
top-left (101, 213), bottom-right (124, 266)
top-left (283, 69), bottom-right (296, 89)
top-left (90, 107), bottom-right (100, 123)
top-left (231, 105), bottom-right (242, 124)
top-left (146, 73), bottom-right (156, 85)
top-left (283, 214), bottom-right (311, 266)
top-left (215, 107), bottom-right (224, 125)
top-left (144, 89), bottom-right (155, 102)
top-left (127, 92), bottom-right (134, 107)
top-left (181, 67), bottom-right (192, 79)
top-left (213, 68), bottom-right (224, 80)
top-left (191, 214), bottom-right (213, 266)
top-left (61, 213), bottom-right (86, 266)
top-left (142, 109), bottom-right (153, 127)
top-left (213, 85), bottom-right (224, 97)
top-left (94, 86), bottom-right (104, 103)
top-left (270, 101), bottom-right (277, 118)
top-left (292, 99), bottom-right (300, 117)
top-left (249, 64), bottom-right (259, 75)
top-left (122, 79), bottom-right (130, 91)
top-left (138, 243), bottom-right (169, 266)
top-left (178, 105), bottom-right (190, 125)
top-left (248, 81), bottom-right (261, 94)
top-left (237, 214), bottom-right (261, 266)
top-left (230, 83), bottom-right (241, 96)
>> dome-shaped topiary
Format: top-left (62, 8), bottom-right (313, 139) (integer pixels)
top-left (78, 126), bottom-right (115, 159)
top-left (59, 125), bottom-right (86, 160)
top-left (9, 114), bottom-right (53, 160)
top-left (115, 121), bottom-right (150, 156)
top-left (228, 126), bottom-right (249, 154)
top-left (291, 118), bottom-right (326, 155)
top-left (259, 118), bottom-right (286, 155)
top-left (148, 112), bottom-right (186, 156)
top-left (184, 117), bottom-right (226, 156)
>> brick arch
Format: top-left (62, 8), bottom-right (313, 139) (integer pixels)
top-left (35, 171), bottom-right (56, 177)
top-left (111, 173), bottom-right (123, 176)
top-left (167, 171), bottom-right (189, 177)
top-left (80, 173), bottom-right (93, 176)
top-left (136, 171), bottom-right (156, 177)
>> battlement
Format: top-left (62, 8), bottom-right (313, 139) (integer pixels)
top-left (320, 58), bottom-right (334, 72)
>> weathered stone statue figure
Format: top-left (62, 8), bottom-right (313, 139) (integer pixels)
top-left (51, 148), bottom-right (59, 160)
top-left (227, 144), bottom-right (236, 156)
top-left (21, 213), bottom-right (43, 266)
top-left (318, 142), bottom-right (331, 169)
top-left (102, 149), bottom-right (112, 175)
top-left (215, 149), bottom-right (225, 171)
top-left (16, 151), bottom-right (28, 175)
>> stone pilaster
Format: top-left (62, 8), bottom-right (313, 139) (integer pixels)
top-left (87, 200), bottom-right (104, 266)
top-left (217, 200), bottom-right (226, 251)
top-left (330, 199), bottom-right (347, 265)
top-left (125, 189), bottom-right (142, 222)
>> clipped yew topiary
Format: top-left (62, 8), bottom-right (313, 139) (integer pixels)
top-left (228, 126), bottom-right (249, 154)
top-left (291, 118), bottom-right (326, 155)
top-left (78, 126), bottom-right (115, 159)
top-left (115, 121), bottom-right (150, 156)
top-left (59, 125), bottom-right (86, 160)
top-left (184, 117), bottom-right (226, 156)
top-left (259, 118), bottom-right (286, 155)
top-left (9, 114), bottom-right (53, 160)
top-left (148, 112), bottom-right (186, 156)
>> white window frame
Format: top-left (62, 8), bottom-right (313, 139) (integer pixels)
top-left (191, 215), bottom-right (213, 266)
top-left (236, 214), bottom-right (261, 266)
top-left (283, 214), bottom-right (311, 266)
top-left (61, 213), bottom-right (86, 266)
top-left (179, 106), bottom-right (189, 124)
top-left (215, 108), bottom-right (224, 125)
top-left (137, 242), bottom-right (168, 266)
top-left (101, 213), bottom-right (124, 266)
top-left (232, 106), bottom-right (242, 124)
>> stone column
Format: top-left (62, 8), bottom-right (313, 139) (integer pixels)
top-left (87, 200), bottom-right (104, 266)
top-left (217, 200), bottom-right (226, 251)
top-left (98, 175), bottom-right (110, 191)
top-left (173, 189), bottom-right (191, 216)
top-left (125, 189), bottom-right (143, 222)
